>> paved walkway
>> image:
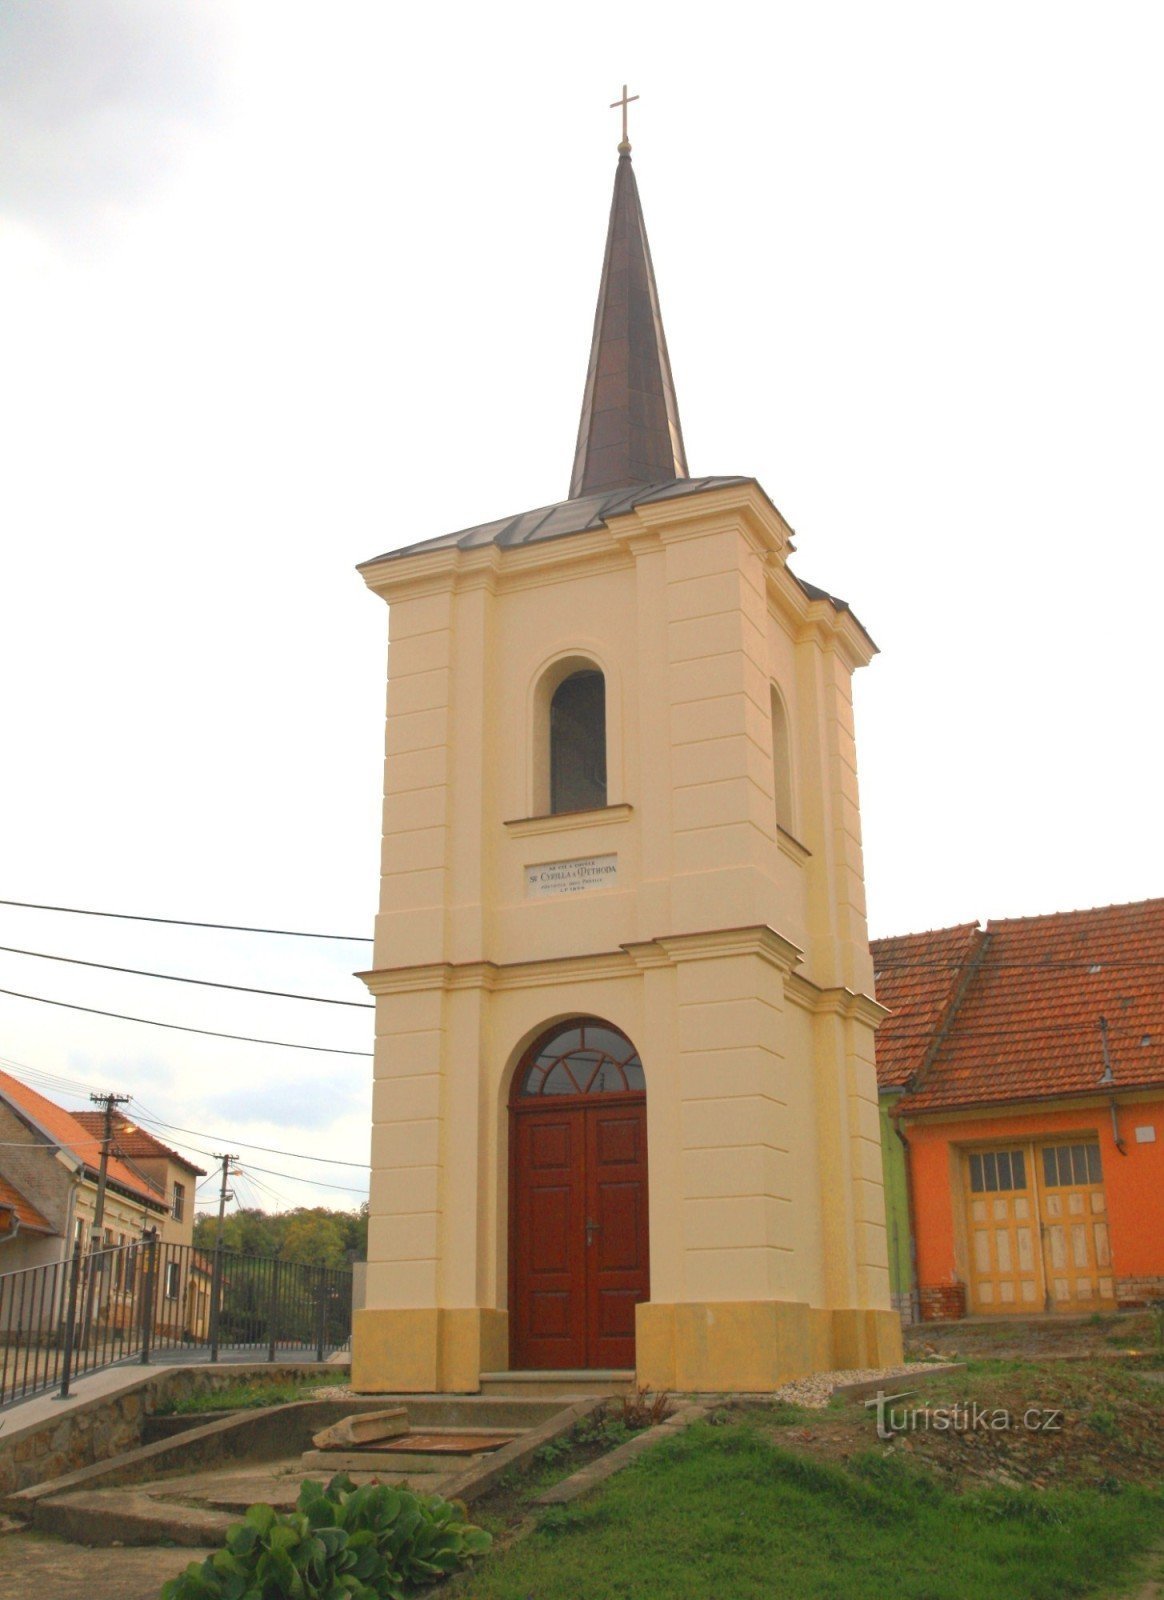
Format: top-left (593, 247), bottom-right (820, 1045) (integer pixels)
top-left (0, 1530), bottom-right (213, 1600)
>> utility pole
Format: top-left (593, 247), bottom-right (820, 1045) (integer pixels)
top-left (214, 1153), bottom-right (238, 1248)
top-left (208, 1152), bottom-right (238, 1362)
top-left (80, 1091), bottom-right (130, 1348)
top-left (89, 1091), bottom-right (131, 1246)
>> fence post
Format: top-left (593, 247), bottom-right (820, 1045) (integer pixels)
top-left (266, 1260), bottom-right (279, 1364)
top-left (208, 1243), bottom-right (224, 1364)
top-left (138, 1229), bottom-right (158, 1365)
top-left (55, 1237), bottom-right (85, 1401)
top-left (315, 1267), bottom-right (327, 1363)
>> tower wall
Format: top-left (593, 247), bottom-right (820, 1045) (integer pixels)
top-left (353, 481), bottom-right (901, 1391)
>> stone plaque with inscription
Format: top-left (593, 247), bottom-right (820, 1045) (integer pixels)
top-left (525, 854), bottom-right (618, 898)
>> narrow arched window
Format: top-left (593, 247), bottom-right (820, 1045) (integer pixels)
top-left (550, 670), bottom-right (606, 814)
top-left (770, 685), bottom-right (793, 831)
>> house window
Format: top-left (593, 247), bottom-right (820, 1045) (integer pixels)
top-left (1041, 1142), bottom-right (1102, 1187)
top-left (968, 1148), bottom-right (1027, 1193)
top-left (550, 670), bottom-right (606, 814)
top-left (172, 1182), bottom-right (185, 1222)
top-left (164, 1262), bottom-right (181, 1301)
top-left (770, 685), bottom-right (793, 832)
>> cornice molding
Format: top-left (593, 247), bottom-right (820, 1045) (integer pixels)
top-left (628, 924), bottom-right (805, 973)
top-left (767, 572), bottom-right (876, 672)
top-left (607, 481), bottom-right (795, 561)
top-left (360, 923), bottom-right (812, 1000)
top-left (784, 973), bottom-right (886, 1027)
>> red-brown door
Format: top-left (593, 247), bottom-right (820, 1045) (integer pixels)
top-left (511, 1098), bottom-right (648, 1370)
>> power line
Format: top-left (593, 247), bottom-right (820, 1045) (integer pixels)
top-left (0, 1061), bottom-right (368, 1185)
top-left (0, 985), bottom-right (373, 1057)
top-left (130, 1108), bottom-right (369, 1168)
top-left (0, 1052), bottom-right (106, 1099)
top-left (0, 942), bottom-right (373, 1009)
top-left (0, 897), bottom-right (371, 943)
top-left (241, 1161), bottom-right (368, 1195)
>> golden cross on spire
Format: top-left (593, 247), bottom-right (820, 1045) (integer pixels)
top-left (610, 83), bottom-right (639, 151)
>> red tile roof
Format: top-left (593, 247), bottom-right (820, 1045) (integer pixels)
top-left (0, 1069), bottom-right (168, 1211)
top-left (872, 923), bottom-right (983, 1089)
top-left (883, 898), bottom-right (1164, 1115)
top-left (72, 1112), bottom-right (206, 1176)
top-left (0, 1174), bottom-right (54, 1234)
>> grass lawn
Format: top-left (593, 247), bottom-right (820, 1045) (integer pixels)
top-left (460, 1362), bottom-right (1164, 1600)
top-left (153, 1373), bottom-right (339, 1414)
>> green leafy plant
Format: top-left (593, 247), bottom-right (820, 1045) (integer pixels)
top-left (160, 1473), bottom-right (491, 1600)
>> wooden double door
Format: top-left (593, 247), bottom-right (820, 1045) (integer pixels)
top-left (510, 1096), bottom-right (649, 1370)
top-left (963, 1139), bottom-right (1115, 1314)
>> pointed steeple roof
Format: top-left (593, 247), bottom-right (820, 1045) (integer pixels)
top-left (569, 144), bottom-right (689, 499)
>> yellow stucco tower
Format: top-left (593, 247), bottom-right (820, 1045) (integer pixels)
top-left (352, 130), bottom-right (902, 1393)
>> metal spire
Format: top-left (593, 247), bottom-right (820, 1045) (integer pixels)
top-left (569, 91), bottom-right (689, 499)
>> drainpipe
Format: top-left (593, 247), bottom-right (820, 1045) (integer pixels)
top-left (62, 1168), bottom-right (82, 1268)
top-left (891, 1108), bottom-right (922, 1325)
top-left (1099, 1018), bottom-right (1128, 1155)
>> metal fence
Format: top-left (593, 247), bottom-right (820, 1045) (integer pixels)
top-left (0, 1234), bottom-right (353, 1410)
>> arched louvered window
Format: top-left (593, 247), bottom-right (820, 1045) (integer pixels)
top-left (550, 670), bottom-right (607, 814)
top-left (517, 1020), bottom-right (644, 1099)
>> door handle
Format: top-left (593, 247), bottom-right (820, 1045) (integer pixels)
top-left (585, 1218), bottom-right (602, 1246)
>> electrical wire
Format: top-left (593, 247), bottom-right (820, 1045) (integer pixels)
top-left (130, 1108), bottom-right (369, 1168)
top-left (0, 1063), bottom-right (368, 1192)
top-left (0, 942), bottom-right (373, 1009)
top-left (0, 985), bottom-right (372, 1056)
top-left (0, 897), bottom-right (371, 942)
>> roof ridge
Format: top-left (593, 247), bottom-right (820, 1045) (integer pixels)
top-left (983, 896), bottom-right (1164, 932)
top-left (871, 920), bottom-right (981, 950)
top-left (904, 929), bottom-right (993, 1097)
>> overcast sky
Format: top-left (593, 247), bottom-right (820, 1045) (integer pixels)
top-left (1, 1), bottom-right (1161, 1215)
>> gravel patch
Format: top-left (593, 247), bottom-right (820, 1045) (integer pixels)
top-left (306, 1368), bottom-right (948, 1413)
top-left (769, 1363), bottom-right (941, 1410)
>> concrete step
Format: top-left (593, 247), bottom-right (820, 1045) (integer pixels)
top-left (31, 1487), bottom-right (235, 1548)
top-left (301, 1451), bottom-right (460, 1484)
top-left (479, 1369), bottom-right (634, 1398)
top-left (355, 1395), bottom-right (571, 1429)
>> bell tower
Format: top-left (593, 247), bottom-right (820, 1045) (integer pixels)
top-left (352, 118), bottom-right (902, 1393)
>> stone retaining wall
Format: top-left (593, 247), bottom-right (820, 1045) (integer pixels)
top-left (0, 1363), bottom-right (348, 1498)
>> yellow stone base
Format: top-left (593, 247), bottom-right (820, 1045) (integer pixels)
top-left (635, 1301), bottom-right (904, 1392)
top-left (351, 1308), bottom-right (509, 1393)
top-left (351, 1301), bottom-right (901, 1394)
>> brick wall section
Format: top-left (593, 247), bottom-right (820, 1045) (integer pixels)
top-left (1116, 1276), bottom-right (1164, 1307)
top-left (919, 1283), bottom-right (967, 1321)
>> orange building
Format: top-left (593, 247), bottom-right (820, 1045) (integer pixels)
top-left (873, 900), bottom-right (1164, 1320)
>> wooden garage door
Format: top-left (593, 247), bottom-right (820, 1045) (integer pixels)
top-left (965, 1147), bottom-right (1041, 1313)
top-left (1038, 1141), bottom-right (1115, 1311)
top-left (964, 1139), bottom-right (1115, 1314)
